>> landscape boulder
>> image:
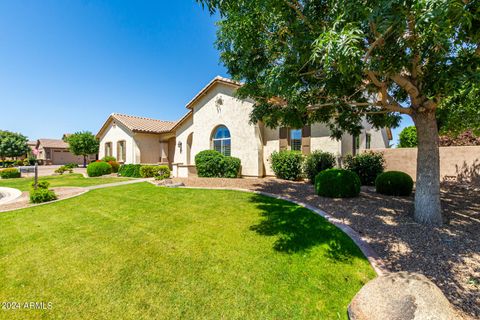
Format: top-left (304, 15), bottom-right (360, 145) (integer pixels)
top-left (348, 272), bottom-right (461, 320)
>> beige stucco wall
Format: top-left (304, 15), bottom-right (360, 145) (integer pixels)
top-left (98, 120), bottom-right (139, 164)
top-left (175, 84), bottom-right (264, 177)
top-left (373, 146), bottom-right (480, 183)
top-left (134, 133), bottom-right (163, 164)
top-left (173, 114), bottom-right (194, 165)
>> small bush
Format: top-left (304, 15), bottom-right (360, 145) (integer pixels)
top-left (195, 150), bottom-right (225, 177)
top-left (270, 150), bottom-right (303, 181)
top-left (0, 168), bottom-right (21, 179)
top-left (315, 169), bottom-right (361, 198)
top-left (23, 158), bottom-right (30, 166)
top-left (30, 188), bottom-right (57, 204)
top-left (102, 156), bottom-right (116, 162)
top-left (118, 164), bottom-right (142, 178)
top-left (31, 180), bottom-right (50, 189)
top-left (344, 152), bottom-right (385, 186)
top-left (375, 171), bottom-right (414, 196)
top-left (222, 156), bottom-right (241, 178)
top-left (303, 151), bottom-right (336, 183)
top-left (108, 161), bottom-right (120, 173)
top-left (140, 165), bottom-right (160, 178)
top-left (64, 163), bottom-right (79, 169)
top-left (87, 161), bottom-right (112, 177)
top-left (55, 166), bottom-right (73, 175)
top-left (154, 165), bottom-right (171, 180)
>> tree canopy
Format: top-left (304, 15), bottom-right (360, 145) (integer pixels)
top-left (398, 126), bottom-right (418, 148)
top-left (0, 130), bottom-right (30, 160)
top-left (66, 131), bottom-right (99, 167)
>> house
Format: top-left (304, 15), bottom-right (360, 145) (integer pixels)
top-left (96, 76), bottom-right (391, 177)
top-left (35, 138), bottom-right (96, 165)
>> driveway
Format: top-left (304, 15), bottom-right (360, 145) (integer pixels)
top-left (20, 165), bottom-right (87, 177)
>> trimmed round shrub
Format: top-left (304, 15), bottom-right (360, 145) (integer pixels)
top-left (154, 165), bottom-right (171, 180)
top-left (108, 161), bottom-right (120, 173)
top-left (30, 188), bottom-right (57, 204)
top-left (222, 156), bottom-right (241, 178)
top-left (102, 156), bottom-right (116, 162)
top-left (0, 168), bottom-right (21, 179)
top-left (375, 171), bottom-right (414, 196)
top-left (315, 169), bottom-right (361, 198)
top-left (118, 164), bottom-right (142, 178)
top-left (270, 150), bottom-right (303, 181)
top-left (303, 151), bottom-right (336, 184)
top-left (195, 150), bottom-right (225, 177)
top-left (87, 161), bottom-right (112, 177)
top-left (344, 152), bottom-right (385, 186)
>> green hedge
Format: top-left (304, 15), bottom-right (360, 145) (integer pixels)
top-left (303, 151), bottom-right (336, 184)
top-left (195, 150), bottom-right (241, 178)
top-left (270, 150), bottom-right (303, 181)
top-left (0, 168), bottom-right (21, 179)
top-left (140, 165), bottom-right (171, 179)
top-left (101, 156), bottom-right (116, 162)
top-left (118, 164), bottom-right (142, 178)
top-left (87, 161), bottom-right (112, 177)
top-left (344, 152), bottom-right (385, 185)
top-left (315, 169), bottom-right (361, 198)
top-left (375, 171), bottom-right (414, 196)
top-left (155, 165), bottom-right (171, 180)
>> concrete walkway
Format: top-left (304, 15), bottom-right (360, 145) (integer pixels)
top-left (85, 178), bottom-right (153, 190)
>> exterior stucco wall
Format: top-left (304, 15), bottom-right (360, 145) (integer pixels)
top-left (134, 133), bottom-right (162, 164)
top-left (98, 120), bottom-right (138, 164)
top-left (310, 123), bottom-right (342, 155)
top-left (173, 114), bottom-right (194, 165)
top-left (262, 126), bottom-right (279, 176)
top-left (185, 84), bottom-right (263, 177)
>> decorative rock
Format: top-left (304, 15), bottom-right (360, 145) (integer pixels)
top-left (348, 272), bottom-right (461, 320)
top-left (154, 179), bottom-right (185, 188)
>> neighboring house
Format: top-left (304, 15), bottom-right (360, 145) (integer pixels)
top-left (36, 139), bottom-right (96, 165)
top-left (97, 76), bottom-right (391, 177)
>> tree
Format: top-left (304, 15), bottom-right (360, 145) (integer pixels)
top-left (66, 131), bottom-right (99, 167)
top-left (398, 126), bottom-right (418, 148)
top-left (0, 130), bottom-right (30, 163)
top-left (198, 0), bottom-right (480, 226)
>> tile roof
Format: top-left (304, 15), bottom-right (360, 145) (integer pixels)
top-left (37, 139), bottom-right (69, 149)
top-left (185, 76), bottom-right (242, 109)
top-left (111, 113), bottom-right (176, 134)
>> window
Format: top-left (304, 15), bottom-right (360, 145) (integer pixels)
top-left (365, 133), bottom-right (371, 149)
top-left (212, 125), bottom-right (231, 156)
top-left (105, 142), bottom-right (112, 157)
top-left (117, 141), bottom-right (126, 162)
top-left (290, 129), bottom-right (302, 151)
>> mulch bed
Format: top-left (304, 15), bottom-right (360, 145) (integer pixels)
top-left (172, 177), bottom-right (479, 320)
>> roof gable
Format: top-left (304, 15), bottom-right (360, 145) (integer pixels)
top-left (96, 113), bottom-right (177, 138)
top-left (185, 76), bottom-right (242, 110)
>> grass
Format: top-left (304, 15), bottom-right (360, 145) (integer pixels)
top-left (0, 183), bottom-right (375, 319)
top-left (0, 173), bottom-right (132, 191)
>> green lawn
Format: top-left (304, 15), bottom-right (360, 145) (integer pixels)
top-left (0, 183), bottom-right (375, 319)
top-left (0, 173), bottom-right (132, 191)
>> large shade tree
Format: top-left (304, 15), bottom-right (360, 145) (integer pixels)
top-left (66, 131), bottom-right (99, 168)
top-left (198, 0), bottom-right (480, 226)
top-left (0, 130), bottom-right (30, 163)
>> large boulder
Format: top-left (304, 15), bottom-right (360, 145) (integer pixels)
top-left (348, 272), bottom-right (461, 320)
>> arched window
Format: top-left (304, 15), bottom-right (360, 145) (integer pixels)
top-left (212, 125), bottom-right (231, 156)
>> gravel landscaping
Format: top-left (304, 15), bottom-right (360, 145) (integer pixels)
top-left (172, 177), bottom-right (480, 320)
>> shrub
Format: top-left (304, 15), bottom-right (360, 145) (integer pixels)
top-left (15, 159), bottom-right (23, 166)
top-left (140, 165), bottom-right (161, 178)
top-left (303, 151), bottom-right (336, 184)
top-left (154, 165), bottom-right (171, 180)
top-left (102, 156), bottom-right (116, 162)
top-left (31, 180), bottom-right (50, 189)
top-left (23, 158), bottom-right (30, 166)
top-left (315, 169), bottom-right (361, 198)
top-left (87, 161), bottom-right (112, 177)
top-left (344, 152), bottom-right (385, 186)
top-left (222, 156), bottom-right (241, 178)
top-left (0, 168), bottom-right (21, 179)
top-left (270, 150), bottom-right (303, 180)
top-left (30, 188), bottom-right (57, 204)
top-left (108, 161), bottom-right (120, 173)
top-left (64, 163), bottom-right (79, 169)
top-left (195, 150), bottom-right (225, 177)
top-left (118, 164), bottom-right (142, 178)
top-left (55, 166), bottom-right (73, 175)
top-left (375, 171), bottom-right (414, 196)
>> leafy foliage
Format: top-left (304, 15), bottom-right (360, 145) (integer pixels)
top-left (222, 156), bottom-right (241, 178)
top-left (0, 168), bottom-right (21, 179)
top-left (108, 161), bottom-right (120, 173)
top-left (375, 171), bottom-right (414, 196)
top-left (102, 156), bottom-right (116, 162)
top-left (31, 180), bottom-right (50, 190)
top-left (440, 130), bottom-right (480, 146)
top-left (315, 169), bottom-right (361, 198)
top-left (118, 164), bottom-right (142, 178)
top-left (270, 151), bottom-right (303, 181)
top-left (0, 131), bottom-right (29, 160)
top-left (87, 161), bottom-right (112, 177)
top-left (55, 166), bottom-right (73, 175)
top-left (303, 151), bottom-right (336, 183)
top-left (398, 126), bottom-right (418, 148)
top-left (344, 152), bottom-right (385, 186)
top-left (195, 150), bottom-right (241, 178)
top-left (30, 188), bottom-right (57, 204)
top-left (65, 131), bottom-right (99, 167)
top-left (140, 165), bottom-right (171, 179)
top-left (154, 165), bottom-right (171, 180)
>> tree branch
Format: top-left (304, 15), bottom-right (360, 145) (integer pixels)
top-left (364, 25), bottom-right (394, 63)
top-left (284, 0), bottom-right (314, 30)
top-left (390, 74), bottom-right (420, 101)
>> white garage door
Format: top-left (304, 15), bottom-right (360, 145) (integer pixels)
top-left (52, 150), bottom-right (84, 165)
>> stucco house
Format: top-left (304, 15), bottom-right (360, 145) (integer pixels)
top-left (97, 76), bottom-right (391, 177)
top-left (35, 138), bottom-right (96, 165)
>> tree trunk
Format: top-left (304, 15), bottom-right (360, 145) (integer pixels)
top-left (83, 155), bottom-right (87, 168)
top-left (412, 111), bottom-right (443, 226)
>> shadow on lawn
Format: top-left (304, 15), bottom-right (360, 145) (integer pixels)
top-left (248, 193), bottom-right (365, 262)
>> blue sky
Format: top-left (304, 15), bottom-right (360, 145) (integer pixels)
top-left (0, 0), bottom-right (411, 145)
